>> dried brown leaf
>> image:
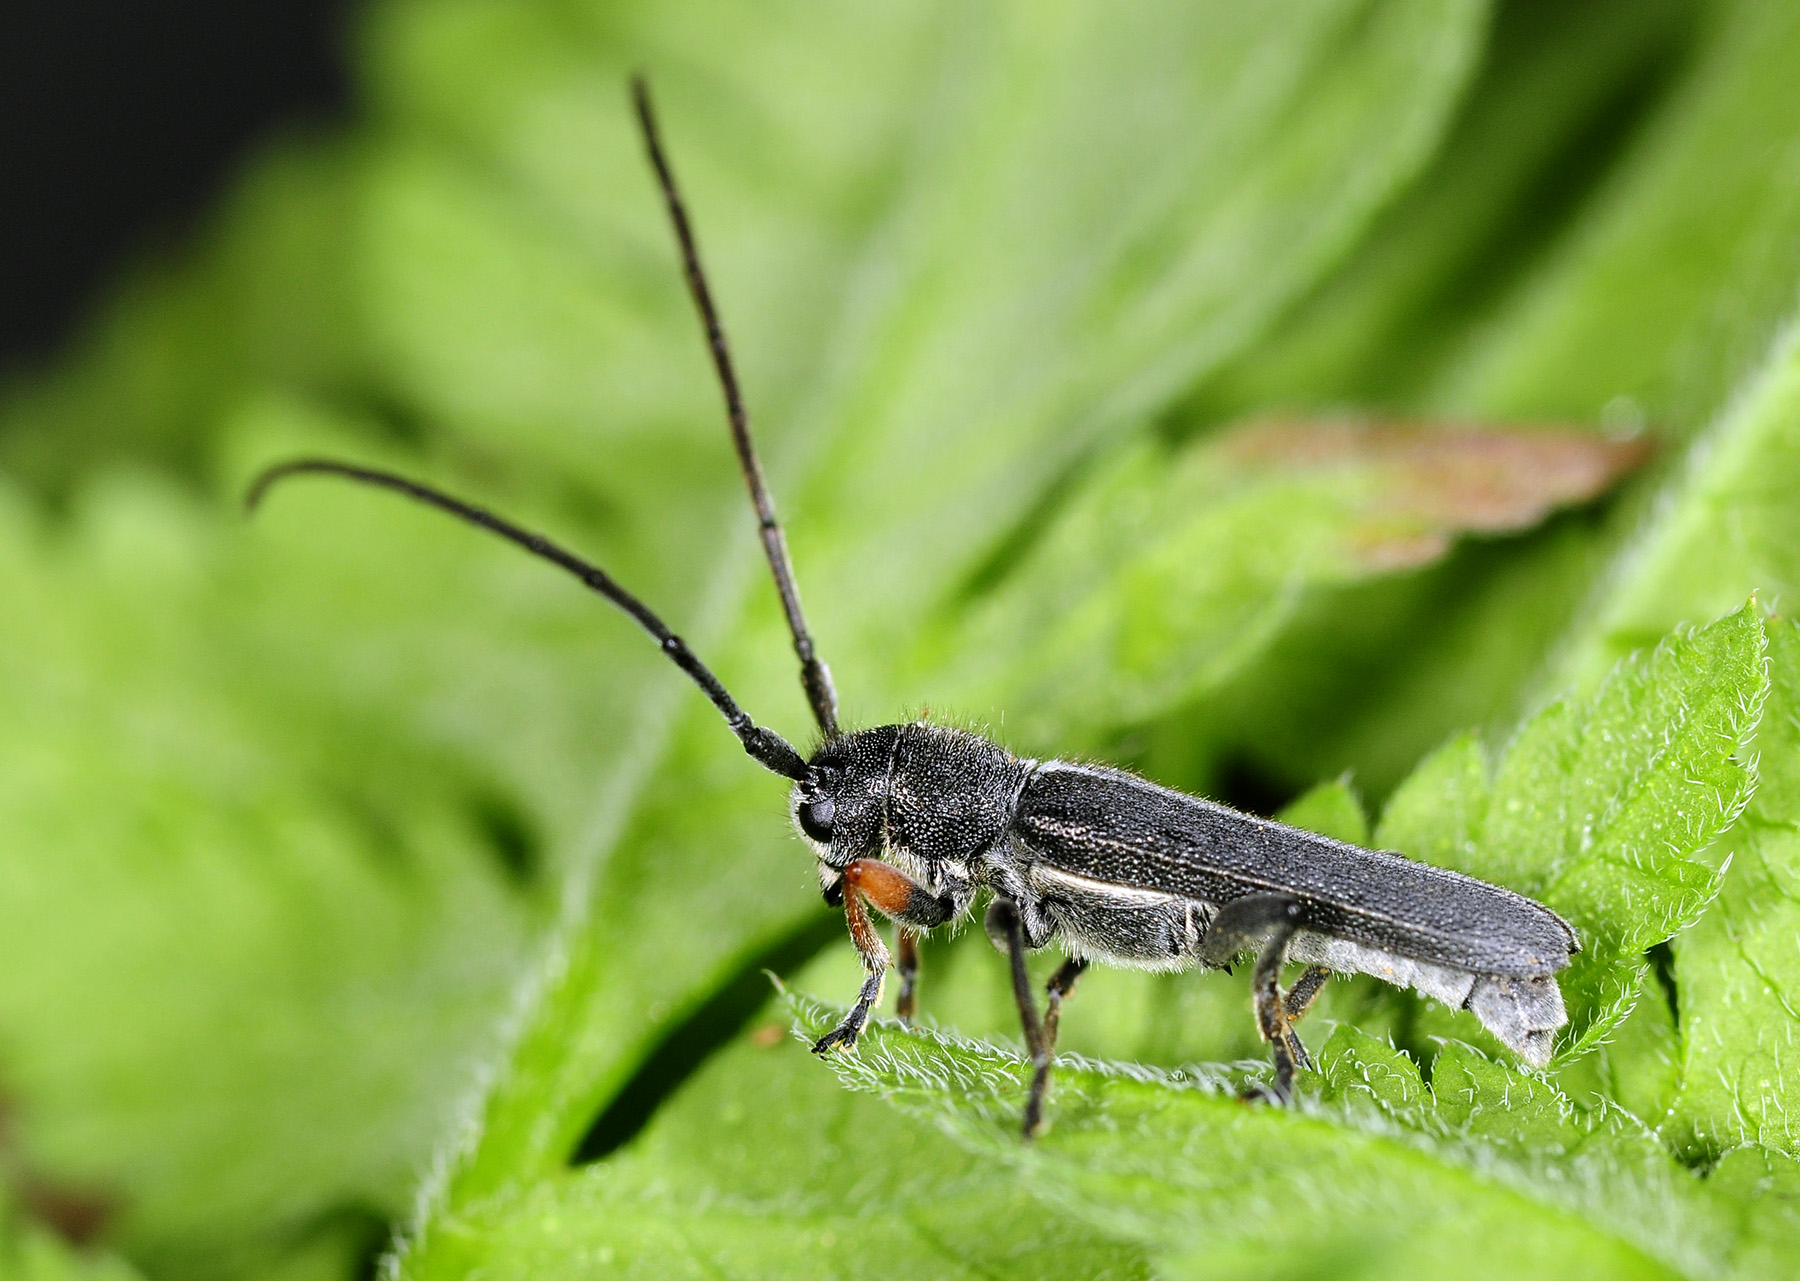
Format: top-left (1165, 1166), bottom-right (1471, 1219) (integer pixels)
top-left (1225, 416), bottom-right (1653, 568)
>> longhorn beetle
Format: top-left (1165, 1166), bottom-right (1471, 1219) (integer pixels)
top-left (249, 78), bottom-right (1578, 1138)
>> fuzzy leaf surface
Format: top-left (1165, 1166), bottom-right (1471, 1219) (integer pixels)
top-left (405, 1000), bottom-right (1149, 1281)
top-left (794, 995), bottom-right (1800, 1281)
top-left (1553, 295), bottom-right (1800, 1158)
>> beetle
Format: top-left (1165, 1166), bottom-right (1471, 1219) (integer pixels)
top-left (249, 78), bottom-right (1577, 1137)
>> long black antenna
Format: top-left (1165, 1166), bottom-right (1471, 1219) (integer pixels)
top-left (245, 459), bottom-right (811, 782)
top-left (631, 76), bottom-right (840, 739)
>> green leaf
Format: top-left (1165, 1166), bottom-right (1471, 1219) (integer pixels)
top-left (1700, 1146), bottom-right (1800, 1277)
top-left (401, 998), bottom-right (1150, 1280)
top-left (1523, 224), bottom-right (1800, 1156)
top-left (1202, 0), bottom-right (1800, 440)
top-left (1663, 618), bottom-right (1800, 1159)
top-left (926, 418), bottom-right (1645, 748)
top-left (1571, 318), bottom-right (1800, 677)
top-left (1375, 604), bottom-right (1768, 1059)
top-left (20, 0), bottom-right (1800, 1276)
top-left (1198, 0), bottom-right (1697, 416)
top-left (0, 2), bottom-right (1495, 1272)
top-left (1276, 776), bottom-right (1369, 846)
top-left (1435, 0), bottom-right (1800, 433)
top-left (792, 994), bottom-right (1771, 1281)
top-left (1172, 0), bottom-right (1800, 803)
top-left (0, 462), bottom-right (555, 1278)
top-left (0, 1221), bottom-right (143, 1281)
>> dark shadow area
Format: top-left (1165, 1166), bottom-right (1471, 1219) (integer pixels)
top-left (281, 1202), bottom-right (395, 1281)
top-left (0, 1), bottom-right (355, 367)
top-left (569, 910), bottom-right (846, 1164)
top-left (1211, 500), bottom-right (1625, 807)
top-left (1209, 756), bottom-right (1302, 819)
top-left (468, 787), bottom-right (544, 889)
top-left (1648, 939), bottom-right (1681, 1030)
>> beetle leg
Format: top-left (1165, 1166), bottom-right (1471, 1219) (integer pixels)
top-left (1044, 956), bottom-right (1089, 1050)
top-left (1205, 894), bottom-right (1311, 1099)
top-left (1251, 927), bottom-right (1311, 1094)
top-left (1201, 892), bottom-right (1302, 966)
top-left (986, 899), bottom-right (1057, 1139)
top-left (895, 929), bottom-right (922, 1024)
top-left (1284, 965), bottom-right (1331, 1024)
top-left (811, 876), bottom-right (888, 1055)
top-left (812, 860), bottom-right (951, 1055)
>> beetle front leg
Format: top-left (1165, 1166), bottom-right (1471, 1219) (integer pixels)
top-left (812, 860), bottom-right (952, 1055)
top-left (1204, 894), bottom-right (1311, 1100)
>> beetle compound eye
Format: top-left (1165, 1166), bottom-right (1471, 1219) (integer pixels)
top-left (798, 796), bottom-right (835, 843)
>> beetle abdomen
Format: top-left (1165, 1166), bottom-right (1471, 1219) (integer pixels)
top-left (1285, 930), bottom-right (1566, 1065)
top-left (1025, 862), bottom-right (1211, 971)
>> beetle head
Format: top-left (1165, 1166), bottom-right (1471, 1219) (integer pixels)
top-left (792, 724), bottom-right (1025, 875)
top-left (791, 725), bottom-right (897, 870)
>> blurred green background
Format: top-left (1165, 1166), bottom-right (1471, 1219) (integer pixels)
top-left (6, 1), bottom-right (1800, 1278)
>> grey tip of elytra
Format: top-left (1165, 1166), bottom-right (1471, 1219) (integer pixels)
top-left (1516, 1028), bottom-right (1558, 1069)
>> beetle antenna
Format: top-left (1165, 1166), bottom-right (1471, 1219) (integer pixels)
top-left (631, 75), bottom-right (840, 739)
top-left (245, 458), bottom-right (812, 782)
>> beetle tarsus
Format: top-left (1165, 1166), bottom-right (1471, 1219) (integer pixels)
top-left (811, 1019), bottom-right (861, 1055)
top-left (813, 966), bottom-right (884, 1054)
